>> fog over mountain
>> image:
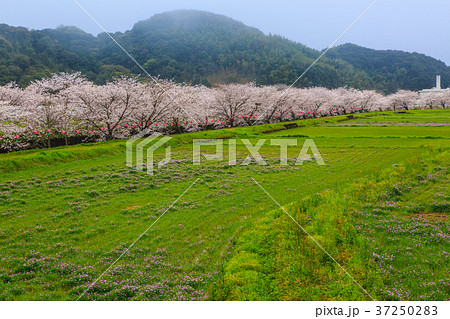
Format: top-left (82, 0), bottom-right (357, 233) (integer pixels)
top-left (1, 10), bottom-right (449, 93)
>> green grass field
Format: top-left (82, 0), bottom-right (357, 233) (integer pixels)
top-left (344, 109), bottom-right (450, 124)
top-left (0, 109), bottom-right (448, 300)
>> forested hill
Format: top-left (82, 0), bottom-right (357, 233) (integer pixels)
top-left (97, 10), bottom-right (374, 89)
top-left (327, 44), bottom-right (450, 93)
top-left (0, 10), bottom-right (449, 93)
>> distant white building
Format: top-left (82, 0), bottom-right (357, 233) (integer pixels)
top-left (420, 75), bottom-right (450, 93)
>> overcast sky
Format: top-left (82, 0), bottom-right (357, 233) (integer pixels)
top-left (1, 0), bottom-right (449, 65)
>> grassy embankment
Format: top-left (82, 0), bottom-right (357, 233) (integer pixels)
top-left (221, 147), bottom-right (449, 301)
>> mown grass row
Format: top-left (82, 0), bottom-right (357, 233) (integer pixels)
top-left (219, 147), bottom-right (449, 300)
top-left (1, 109), bottom-right (448, 174)
top-left (0, 144), bottom-right (416, 300)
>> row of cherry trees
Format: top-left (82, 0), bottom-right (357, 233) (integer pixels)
top-left (1, 73), bottom-right (449, 151)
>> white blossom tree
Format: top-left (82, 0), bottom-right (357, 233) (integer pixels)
top-left (24, 73), bottom-right (86, 147)
top-left (1, 70), bottom-right (443, 152)
top-left (355, 90), bottom-right (384, 112)
top-left (177, 85), bottom-right (215, 131)
top-left (212, 83), bottom-right (254, 127)
top-left (254, 85), bottom-right (295, 123)
top-left (436, 91), bottom-right (450, 109)
top-left (128, 79), bottom-right (180, 132)
top-left (297, 87), bottom-right (333, 118)
top-left (75, 76), bottom-right (142, 140)
top-left (388, 90), bottom-right (419, 111)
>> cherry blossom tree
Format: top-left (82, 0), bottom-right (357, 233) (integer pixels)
top-left (75, 76), bottom-right (142, 140)
top-left (24, 73), bottom-right (86, 147)
top-left (419, 92), bottom-right (439, 109)
top-left (162, 84), bottom-right (203, 132)
top-left (128, 79), bottom-right (180, 133)
top-left (371, 95), bottom-right (389, 112)
top-left (0, 121), bottom-right (30, 152)
top-left (177, 85), bottom-right (215, 131)
top-left (0, 84), bottom-right (29, 150)
top-left (331, 87), bottom-right (362, 114)
top-left (388, 90), bottom-right (419, 111)
top-left (354, 90), bottom-right (384, 112)
top-left (0, 82), bottom-right (26, 109)
top-left (420, 91), bottom-right (450, 109)
top-left (212, 83), bottom-right (254, 127)
top-left (2, 70), bottom-right (444, 153)
top-left (254, 85), bottom-right (295, 123)
top-left (303, 87), bottom-right (332, 117)
top-left (437, 91), bottom-right (450, 109)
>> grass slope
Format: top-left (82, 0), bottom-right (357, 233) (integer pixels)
top-left (221, 148), bottom-right (449, 301)
top-left (0, 109), bottom-right (448, 300)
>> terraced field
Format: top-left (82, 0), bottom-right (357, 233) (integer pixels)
top-left (0, 110), bottom-right (448, 300)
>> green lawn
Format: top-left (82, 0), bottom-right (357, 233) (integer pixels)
top-left (270, 126), bottom-right (449, 138)
top-left (222, 148), bottom-right (449, 301)
top-left (0, 109), bottom-right (448, 300)
top-left (344, 109), bottom-right (450, 124)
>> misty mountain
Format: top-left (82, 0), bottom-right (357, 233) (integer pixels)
top-left (327, 43), bottom-right (450, 92)
top-left (0, 10), bottom-right (448, 93)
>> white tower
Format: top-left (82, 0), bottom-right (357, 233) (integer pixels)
top-left (436, 75), bottom-right (441, 90)
top-left (419, 75), bottom-right (449, 93)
